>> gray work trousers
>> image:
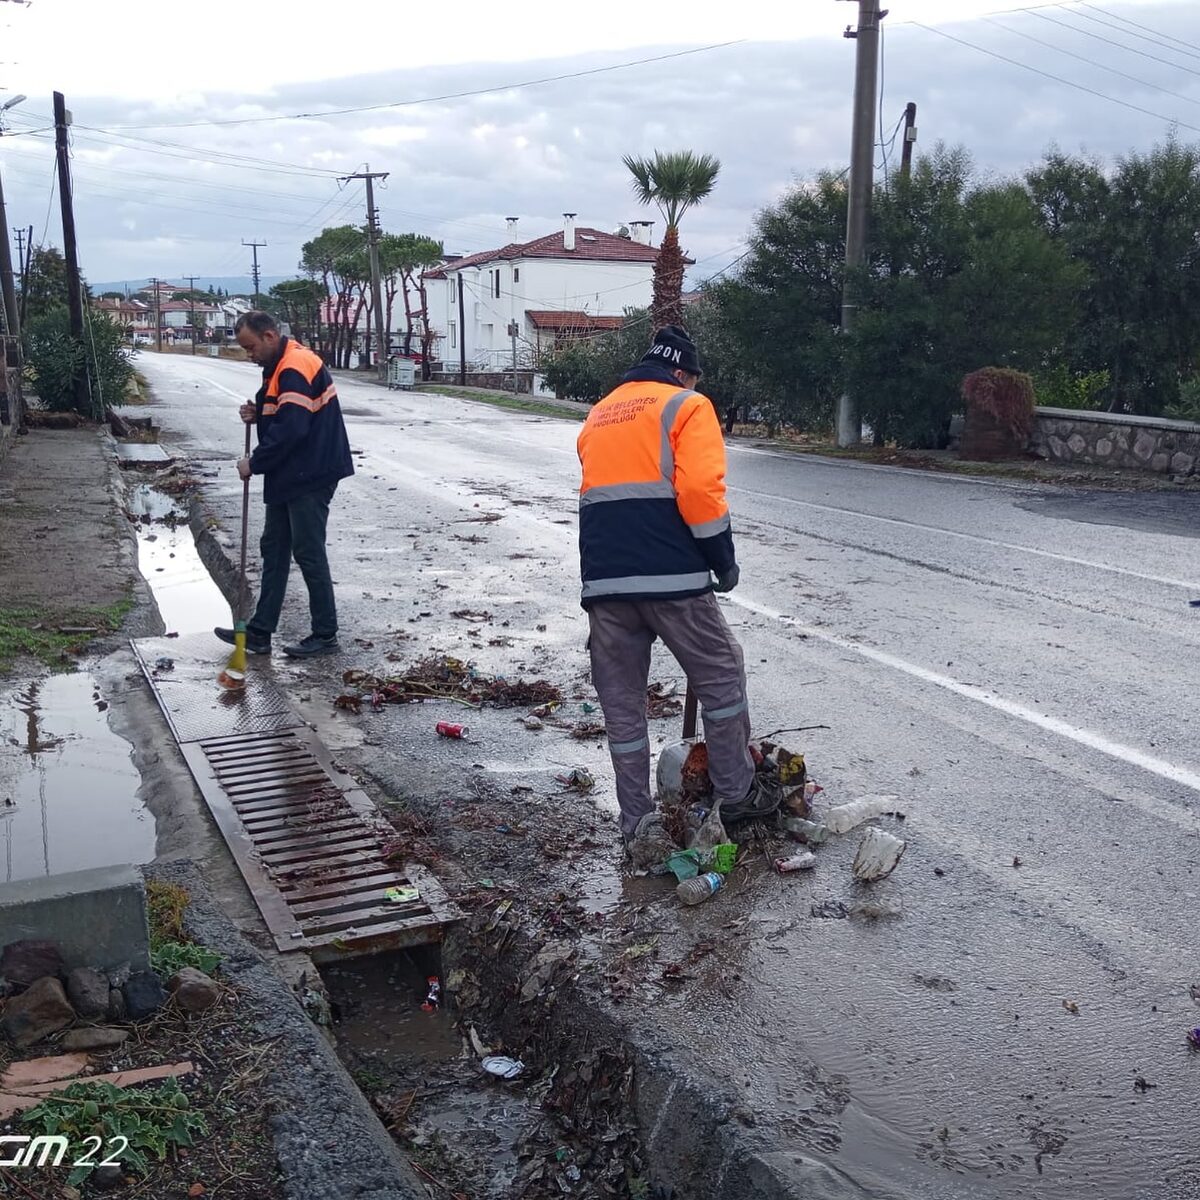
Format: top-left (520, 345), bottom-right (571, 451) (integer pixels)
top-left (587, 592), bottom-right (754, 837)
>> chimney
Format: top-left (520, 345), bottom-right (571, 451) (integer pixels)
top-left (563, 212), bottom-right (576, 252)
top-left (631, 220), bottom-right (654, 246)
top-left (506, 216), bottom-right (519, 234)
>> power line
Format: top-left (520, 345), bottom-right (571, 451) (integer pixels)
top-left (1027, 10), bottom-right (1200, 76)
top-left (1067, 4), bottom-right (1200, 62)
top-left (97, 41), bottom-right (747, 131)
top-left (37, 160), bottom-right (56, 247)
top-left (909, 20), bottom-right (1200, 136)
top-left (984, 15), bottom-right (1200, 110)
top-left (1081, 2), bottom-right (1200, 56)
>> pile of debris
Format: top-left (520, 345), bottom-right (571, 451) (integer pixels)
top-left (335, 654), bottom-right (563, 714)
top-left (632, 737), bottom-right (908, 908)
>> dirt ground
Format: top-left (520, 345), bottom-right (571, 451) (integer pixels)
top-left (0, 427), bottom-right (157, 671)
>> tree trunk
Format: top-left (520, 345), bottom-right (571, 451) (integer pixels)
top-left (651, 225), bottom-right (687, 332)
top-left (401, 269), bottom-right (415, 355)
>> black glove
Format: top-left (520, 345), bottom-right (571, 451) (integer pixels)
top-left (713, 565), bottom-right (740, 593)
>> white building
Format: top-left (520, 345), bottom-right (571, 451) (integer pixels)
top-left (423, 215), bottom-right (666, 370)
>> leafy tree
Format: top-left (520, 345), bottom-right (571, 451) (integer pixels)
top-left (539, 310), bottom-right (653, 402)
top-left (24, 306), bottom-right (133, 416)
top-left (267, 278), bottom-right (327, 346)
top-left (1027, 138), bottom-right (1200, 415)
top-left (21, 248), bottom-right (89, 319)
top-left (623, 150), bottom-right (720, 330)
top-left (300, 225), bottom-right (368, 368)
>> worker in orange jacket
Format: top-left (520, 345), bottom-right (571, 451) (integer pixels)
top-left (577, 325), bottom-right (771, 847)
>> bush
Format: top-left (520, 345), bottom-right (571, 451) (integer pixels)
top-left (962, 367), bottom-right (1035, 439)
top-left (1165, 376), bottom-right (1200, 423)
top-left (22, 305), bottom-right (134, 416)
top-left (1035, 364), bottom-right (1111, 411)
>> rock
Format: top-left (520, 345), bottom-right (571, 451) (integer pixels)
top-left (1133, 430), bottom-right (1156, 462)
top-left (106, 961), bottom-right (132, 990)
top-left (122, 971), bottom-right (167, 1021)
top-left (167, 967), bottom-right (221, 1014)
top-left (0, 940), bottom-right (64, 989)
top-left (1066, 433), bottom-right (1087, 455)
top-left (66, 967), bottom-right (111, 1020)
top-left (91, 1163), bottom-right (125, 1190)
top-left (108, 987), bottom-right (128, 1022)
top-left (1171, 451), bottom-right (1195, 476)
top-left (60, 1026), bottom-right (130, 1052)
top-left (1095, 437), bottom-right (1113, 459)
top-left (1, 976), bottom-right (76, 1049)
top-left (1150, 452), bottom-right (1171, 473)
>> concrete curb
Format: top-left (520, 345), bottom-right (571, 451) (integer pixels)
top-left (145, 860), bottom-right (424, 1200)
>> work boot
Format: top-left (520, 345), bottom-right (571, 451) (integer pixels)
top-left (720, 772), bottom-right (783, 824)
top-left (214, 627), bottom-right (272, 655)
top-left (282, 633), bottom-right (340, 658)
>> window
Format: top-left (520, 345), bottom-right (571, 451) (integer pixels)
top-left (449, 322), bottom-right (456, 349)
top-left (449, 278), bottom-right (456, 302)
top-left (493, 269), bottom-right (501, 299)
top-left (513, 267), bottom-right (520, 283)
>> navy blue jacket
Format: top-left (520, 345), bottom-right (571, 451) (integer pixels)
top-left (249, 338), bottom-right (354, 506)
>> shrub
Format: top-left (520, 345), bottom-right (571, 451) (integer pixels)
top-left (1164, 376), bottom-right (1200, 423)
top-left (22, 306), bottom-right (134, 416)
top-left (962, 367), bottom-right (1036, 440)
top-left (1034, 364), bottom-right (1111, 411)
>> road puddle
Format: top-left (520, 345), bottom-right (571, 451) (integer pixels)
top-left (128, 482), bottom-right (225, 634)
top-left (0, 673), bottom-right (154, 884)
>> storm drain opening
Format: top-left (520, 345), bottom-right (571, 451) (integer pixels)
top-left (131, 634), bottom-right (459, 961)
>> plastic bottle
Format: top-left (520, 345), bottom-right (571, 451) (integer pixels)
top-left (780, 817), bottom-right (831, 844)
top-left (676, 871), bottom-right (723, 906)
top-left (822, 794), bottom-right (901, 835)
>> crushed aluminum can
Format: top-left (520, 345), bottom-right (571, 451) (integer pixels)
top-left (481, 1055), bottom-right (525, 1080)
top-left (436, 721), bottom-right (469, 739)
top-left (420, 976), bottom-right (442, 1012)
top-left (775, 850), bottom-right (817, 873)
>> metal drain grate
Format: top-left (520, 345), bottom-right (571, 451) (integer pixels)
top-left (132, 636), bottom-right (458, 960)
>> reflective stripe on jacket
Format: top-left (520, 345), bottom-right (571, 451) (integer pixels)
top-left (577, 369), bottom-right (736, 607)
top-left (249, 338), bottom-right (355, 506)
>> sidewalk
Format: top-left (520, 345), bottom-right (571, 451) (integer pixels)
top-left (0, 426), bottom-right (157, 671)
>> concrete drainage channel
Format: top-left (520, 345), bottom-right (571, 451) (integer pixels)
top-left (115, 474), bottom-right (819, 1200)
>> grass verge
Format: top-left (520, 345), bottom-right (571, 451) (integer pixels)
top-left (0, 596), bottom-right (134, 672)
top-left (420, 384), bottom-right (586, 422)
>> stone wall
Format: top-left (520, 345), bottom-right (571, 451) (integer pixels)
top-left (430, 369), bottom-right (534, 394)
top-left (1030, 406), bottom-right (1200, 477)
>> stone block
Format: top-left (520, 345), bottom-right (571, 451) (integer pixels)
top-left (66, 967), bottom-right (111, 1019)
top-left (61, 1027), bottom-right (130, 1052)
top-left (1095, 437), bottom-right (1113, 459)
top-left (1151, 452), bottom-right (1171, 473)
top-left (1172, 452), bottom-right (1195, 476)
top-left (167, 967), bottom-right (221, 1014)
top-left (1047, 435), bottom-right (1067, 460)
top-left (1133, 430), bottom-right (1157, 462)
top-left (0, 866), bottom-right (151, 977)
top-left (1, 977), bottom-right (75, 1049)
top-left (123, 971), bottom-right (167, 1021)
top-left (1067, 433), bottom-right (1087, 454)
top-left (0, 940), bottom-right (64, 988)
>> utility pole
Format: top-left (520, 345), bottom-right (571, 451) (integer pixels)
top-left (457, 273), bottom-right (466, 386)
top-left (339, 166), bottom-right (389, 383)
top-left (53, 91), bottom-right (90, 415)
top-left (19, 225), bottom-right (31, 327)
top-left (242, 239), bottom-right (265, 305)
top-left (899, 101), bottom-right (917, 181)
top-left (836, 1), bottom-right (884, 448)
top-left (0, 173), bottom-right (18, 344)
top-left (184, 274), bottom-right (198, 355)
top-left (149, 277), bottom-right (162, 353)
top-left (11, 225), bottom-right (25, 322)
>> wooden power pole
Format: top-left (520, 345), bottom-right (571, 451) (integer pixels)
top-left (53, 91), bottom-right (90, 414)
top-left (149, 277), bottom-right (163, 353)
top-left (184, 274), bottom-right (198, 354)
top-left (457, 273), bottom-right (466, 386)
top-left (242, 240), bottom-right (265, 305)
top-left (340, 167), bottom-right (389, 382)
top-left (900, 102), bottom-right (917, 181)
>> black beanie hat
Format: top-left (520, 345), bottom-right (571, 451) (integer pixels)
top-left (640, 324), bottom-right (701, 377)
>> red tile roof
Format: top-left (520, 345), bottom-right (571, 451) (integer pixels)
top-left (527, 311), bottom-right (626, 331)
top-left (425, 227), bottom-right (687, 278)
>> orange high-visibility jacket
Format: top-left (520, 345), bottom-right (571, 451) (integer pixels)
top-left (577, 376), bottom-right (736, 607)
top-left (249, 338), bottom-right (354, 506)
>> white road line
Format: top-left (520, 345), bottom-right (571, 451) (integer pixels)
top-left (729, 485), bottom-right (1200, 591)
top-left (728, 592), bottom-right (1200, 799)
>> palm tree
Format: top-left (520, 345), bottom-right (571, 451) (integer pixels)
top-left (622, 150), bottom-right (720, 331)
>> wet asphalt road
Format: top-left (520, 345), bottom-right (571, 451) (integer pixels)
top-left (137, 352), bottom-right (1200, 1200)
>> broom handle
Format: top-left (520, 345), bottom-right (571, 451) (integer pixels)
top-left (238, 421), bottom-right (251, 623)
top-left (682, 683), bottom-right (698, 740)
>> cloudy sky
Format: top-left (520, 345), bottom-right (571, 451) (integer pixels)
top-left (2, 0), bottom-right (1199, 290)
